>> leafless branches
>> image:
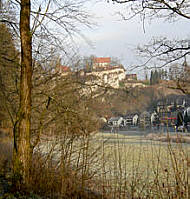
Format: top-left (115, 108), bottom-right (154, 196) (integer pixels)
top-left (109, 0), bottom-right (190, 69)
top-left (135, 38), bottom-right (190, 68)
top-left (112, 0), bottom-right (190, 20)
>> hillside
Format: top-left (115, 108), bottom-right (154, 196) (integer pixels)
top-left (154, 80), bottom-right (187, 96)
top-left (100, 80), bottom-right (188, 117)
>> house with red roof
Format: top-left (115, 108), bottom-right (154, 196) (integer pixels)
top-left (93, 57), bottom-right (111, 69)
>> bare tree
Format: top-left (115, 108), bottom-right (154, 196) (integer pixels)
top-left (12, 0), bottom-right (32, 186)
top-left (0, 0), bottom-right (94, 187)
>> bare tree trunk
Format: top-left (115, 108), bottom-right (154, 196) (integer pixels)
top-left (13, 0), bottom-right (32, 186)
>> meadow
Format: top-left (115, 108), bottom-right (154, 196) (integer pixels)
top-left (1, 130), bottom-right (190, 198)
top-left (37, 132), bottom-right (190, 198)
top-left (89, 133), bottom-right (190, 198)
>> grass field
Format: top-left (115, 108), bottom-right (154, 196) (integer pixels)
top-left (88, 132), bottom-right (190, 198)
top-left (36, 132), bottom-right (190, 198)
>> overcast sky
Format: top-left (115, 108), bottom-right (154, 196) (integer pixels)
top-left (77, 1), bottom-right (190, 79)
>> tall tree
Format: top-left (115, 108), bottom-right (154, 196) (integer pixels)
top-left (13, 0), bottom-right (32, 186)
top-left (0, 0), bottom-right (93, 187)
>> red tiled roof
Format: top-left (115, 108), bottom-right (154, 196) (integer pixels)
top-left (59, 65), bottom-right (71, 72)
top-left (93, 57), bottom-right (111, 64)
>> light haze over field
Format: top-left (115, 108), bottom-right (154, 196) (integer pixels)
top-left (78, 1), bottom-right (190, 79)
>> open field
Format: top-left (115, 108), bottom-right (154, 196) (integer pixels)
top-left (92, 132), bottom-right (190, 198)
top-left (38, 132), bottom-right (190, 198)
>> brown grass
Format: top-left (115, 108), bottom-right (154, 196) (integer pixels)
top-left (87, 132), bottom-right (190, 198)
top-left (28, 153), bottom-right (104, 199)
top-left (0, 131), bottom-right (12, 176)
top-left (1, 131), bottom-right (190, 198)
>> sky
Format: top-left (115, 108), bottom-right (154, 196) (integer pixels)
top-left (77, 1), bottom-right (190, 79)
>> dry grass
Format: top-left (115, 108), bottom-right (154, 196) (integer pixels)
top-left (27, 154), bottom-right (104, 199)
top-left (0, 131), bottom-right (12, 197)
top-left (27, 134), bottom-right (107, 199)
top-left (33, 132), bottom-right (190, 198)
top-left (90, 132), bottom-right (190, 198)
top-left (0, 130), bottom-right (12, 175)
top-left (1, 131), bottom-right (190, 198)
top-left (0, 134), bottom-right (105, 198)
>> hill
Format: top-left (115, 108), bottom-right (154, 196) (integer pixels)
top-left (99, 80), bottom-right (188, 117)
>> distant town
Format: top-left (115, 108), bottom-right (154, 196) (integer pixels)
top-left (104, 96), bottom-right (190, 132)
top-left (56, 56), bottom-right (190, 132)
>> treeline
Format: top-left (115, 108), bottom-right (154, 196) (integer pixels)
top-left (150, 69), bottom-right (168, 85)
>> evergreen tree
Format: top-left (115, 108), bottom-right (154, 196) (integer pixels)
top-left (154, 70), bottom-right (157, 84)
top-left (150, 70), bottom-right (153, 85)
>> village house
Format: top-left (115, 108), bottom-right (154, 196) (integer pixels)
top-left (108, 117), bottom-right (123, 127)
top-left (156, 98), bottom-right (187, 114)
top-left (122, 114), bottom-right (139, 126)
top-left (139, 111), bottom-right (151, 128)
top-left (155, 97), bottom-right (189, 126)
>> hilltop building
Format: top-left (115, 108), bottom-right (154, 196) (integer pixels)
top-left (84, 57), bottom-right (126, 88)
top-left (57, 57), bottom-right (142, 89)
top-left (87, 65), bottom-right (126, 88)
top-left (93, 57), bottom-right (111, 69)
